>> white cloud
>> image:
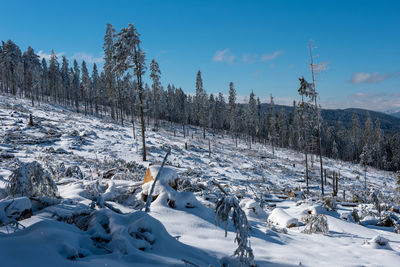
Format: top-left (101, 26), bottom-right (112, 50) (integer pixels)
top-left (212, 49), bottom-right (283, 64)
top-left (37, 50), bottom-right (64, 60)
top-left (321, 92), bottom-right (400, 112)
top-left (241, 50), bottom-right (283, 64)
top-left (261, 50), bottom-right (282, 61)
top-left (242, 53), bottom-right (258, 64)
top-left (215, 92), bottom-right (400, 113)
top-left (37, 50), bottom-right (103, 65)
top-left (350, 72), bottom-right (390, 84)
top-left (213, 49), bottom-right (235, 64)
top-left (71, 52), bottom-right (104, 64)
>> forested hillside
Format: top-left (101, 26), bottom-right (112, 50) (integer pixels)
top-left (1, 23), bottom-right (400, 174)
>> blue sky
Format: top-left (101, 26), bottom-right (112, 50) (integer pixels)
top-left (1, 0), bottom-right (399, 112)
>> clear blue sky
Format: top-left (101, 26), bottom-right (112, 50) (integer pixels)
top-left (1, 0), bottom-right (399, 112)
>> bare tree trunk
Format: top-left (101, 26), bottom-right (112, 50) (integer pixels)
top-left (136, 64), bottom-right (146, 161)
top-left (309, 43), bottom-right (324, 196)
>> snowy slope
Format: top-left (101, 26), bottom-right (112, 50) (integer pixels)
top-left (0, 95), bottom-right (400, 266)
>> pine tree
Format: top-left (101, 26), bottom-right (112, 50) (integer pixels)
top-left (351, 113), bottom-right (362, 162)
top-left (103, 23), bottom-right (116, 119)
top-left (91, 63), bottom-right (100, 115)
top-left (113, 23), bottom-right (147, 160)
top-left (217, 92), bottom-right (226, 130)
top-left (298, 77), bottom-right (313, 193)
top-left (48, 49), bottom-right (60, 103)
top-left (247, 91), bottom-right (257, 147)
top-left (60, 56), bottom-right (70, 106)
top-left (1, 40), bottom-right (22, 95)
top-left (360, 143), bottom-right (372, 190)
top-left (72, 60), bottom-right (80, 112)
top-left (291, 101), bottom-right (301, 150)
top-left (22, 46), bottom-right (40, 106)
top-left (150, 59), bottom-right (161, 129)
top-left (268, 94), bottom-right (277, 155)
top-left (196, 70), bottom-right (207, 139)
top-left (81, 60), bottom-right (91, 115)
top-left (40, 58), bottom-right (49, 101)
top-left (363, 113), bottom-right (373, 150)
top-left (373, 119), bottom-right (382, 168)
top-left (228, 82), bottom-right (236, 130)
top-left (279, 108), bottom-right (288, 148)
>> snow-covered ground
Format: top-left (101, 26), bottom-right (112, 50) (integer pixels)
top-left (0, 95), bottom-right (399, 266)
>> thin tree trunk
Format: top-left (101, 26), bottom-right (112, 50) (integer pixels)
top-left (309, 43), bottom-right (324, 196)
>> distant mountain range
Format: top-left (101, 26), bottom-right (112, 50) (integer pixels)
top-left (252, 103), bottom-right (400, 134)
top-left (389, 112), bottom-right (400, 119)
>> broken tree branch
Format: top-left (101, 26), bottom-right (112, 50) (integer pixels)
top-left (145, 147), bottom-right (172, 213)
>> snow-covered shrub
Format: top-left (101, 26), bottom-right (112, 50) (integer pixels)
top-left (65, 165), bottom-right (84, 179)
top-left (83, 209), bottom-right (217, 266)
top-left (360, 215), bottom-right (379, 226)
top-left (215, 195), bottom-right (255, 266)
top-left (0, 197), bottom-right (32, 225)
top-left (363, 235), bottom-right (391, 249)
top-left (240, 198), bottom-right (267, 220)
top-left (267, 208), bottom-right (298, 228)
top-left (266, 223), bottom-right (288, 234)
top-left (302, 214), bottom-right (329, 235)
top-left (84, 180), bottom-right (105, 206)
top-left (376, 215), bottom-right (400, 233)
top-left (352, 208), bottom-right (360, 223)
top-left (6, 161), bottom-right (58, 198)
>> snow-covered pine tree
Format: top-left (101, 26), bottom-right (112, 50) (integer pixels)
top-left (0, 40), bottom-right (22, 95)
top-left (373, 119), bottom-right (382, 169)
top-left (363, 113), bottom-right (374, 151)
top-left (279, 107), bottom-right (288, 148)
top-left (72, 60), bottom-right (80, 112)
top-left (195, 70), bottom-right (207, 139)
top-left (228, 82), bottom-right (237, 143)
top-left (360, 143), bottom-right (372, 190)
top-left (150, 59), bottom-right (161, 129)
top-left (103, 23), bottom-right (117, 120)
top-left (113, 23), bottom-right (147, 161)
top-left (208, 93), bottom-right (216, 130)
top-left (91, 63), bottom-right (100, 115)
top-left (291, 100), bottom-right (301, 150)
top-left (298, 77), bottom-right (314, 193)
top-left (81, 60), bottom-right (91, 115)
top-left (217, 92), bottom-right (226, 130)
top-left (351, 113), bottom-right (362, 162)
top-left (60, 56), bottom-right (70, 106)
top-left (268, 94), bottom-right (277, 155)
top-left (247, 91), bottom-right (257, 148)
top-left (22, 46), bottom-right (40, 106)
top-left (48, 49), bottom-right (61, 103)
top-left (256, 97), bottom-right (262, 141)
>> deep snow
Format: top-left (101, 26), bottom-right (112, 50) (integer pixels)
top-left (1, 95), bottom-right (400, 266)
